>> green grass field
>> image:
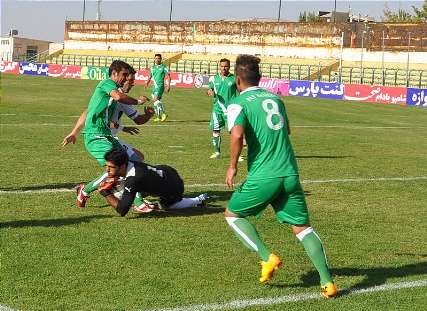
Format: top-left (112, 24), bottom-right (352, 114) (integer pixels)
top-left (1, 74), bottom-right (427, 311)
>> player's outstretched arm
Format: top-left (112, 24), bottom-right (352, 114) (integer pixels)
top-left (110, 90), bottom-right (149, 106)
top-left (62, 109), bottom-right (87, 146)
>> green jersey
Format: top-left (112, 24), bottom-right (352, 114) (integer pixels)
top-left (83, 78), bottom-right (117, 136)
top-left (227, 86), bottom-right (299, 179)
top-left (150, 64), bottom-right (169, 89)
top-left (208, 73), bottom-right (237, 113)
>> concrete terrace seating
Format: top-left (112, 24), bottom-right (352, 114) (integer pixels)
top-left (43, 50), bottom-right (427, 87)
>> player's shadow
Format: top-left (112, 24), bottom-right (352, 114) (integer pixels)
top-left (134, 206), bottom-right (224, 219)
top-left (131, 188), bottom-right (313, 219)
top-left (296, 155), bottom-right (352, 159)
top-left (0, 215), bottom-right (113, 228)
top-left (131, 190), bottom-right (232, 219)
top-left (270, 261), bottom-right (427, 297)
top-left (166, 119), bottom-right (208, 123)
top-left (0, 183), bottom-right (78, 191)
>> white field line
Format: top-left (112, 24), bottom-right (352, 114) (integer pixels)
top-left (1, 279), bottom-right (426, 311)
top-left (1, 176), bottom-right (427, 195)
top-left (146, 279), bottom-right (427, 311)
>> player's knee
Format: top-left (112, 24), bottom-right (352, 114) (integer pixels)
top-left (292, 224), bottom-right (311, 236)
top-left (224, 208), bottom-right (239, 217)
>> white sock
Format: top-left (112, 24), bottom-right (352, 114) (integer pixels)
top-left (154, 100), bottom-right (164, 115)
top-left (167, 197), bottom-right (200, 209)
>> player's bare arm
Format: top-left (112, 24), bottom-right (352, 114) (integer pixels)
top-left (109, 121), bottom-right (140, 135)
top-left (165, 74), bottom-right (171, 92)
top-left (226, 125), bottom-right (244, 187)
top-left (145, 73), bottom-right (152, 88)
top-left (207, 89), bottom-right (215, 97)
top-left (132, 106), bottom-right (155, 125)
top-left (122, 127), bottom-right (140, 135)
top-left (62, 109), bottom-right (87, 146)
top-left (110, 90), bottom-right (149, 105)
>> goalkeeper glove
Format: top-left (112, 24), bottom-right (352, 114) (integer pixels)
top-left (98, 176), bottom-right (118, 197)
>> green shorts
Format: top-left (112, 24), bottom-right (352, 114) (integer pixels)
top-left (209, 106), bottom-right (227, 131)
top-left (152, 87), bottom-right (164, 100)
top-left (227, 175), bottom-right (309, 225)
top-left (84, 133), bottom-right (123, 166)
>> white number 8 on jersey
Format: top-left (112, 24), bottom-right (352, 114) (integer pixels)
top-left (262, 99), bottom-right (284, 130)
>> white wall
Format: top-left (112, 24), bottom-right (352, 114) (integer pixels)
top-left (0, 37), bottom-right (14, 61)
top-left (64, 40), bottom-right (427, 65)
top-left (49, 42), bottom-right (64, 55)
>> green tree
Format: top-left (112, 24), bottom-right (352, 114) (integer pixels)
top-left (299, 11), bottom-right (307, 22)
top-left (298, 11), bottom-right (322, 22)
top-left (383, 1), bottom-right (427, 22)
top-left (412, 0), bottom-right (427, 22)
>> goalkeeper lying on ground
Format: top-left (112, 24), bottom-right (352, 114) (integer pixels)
top-left (98, 148), bottom-right (209, 216)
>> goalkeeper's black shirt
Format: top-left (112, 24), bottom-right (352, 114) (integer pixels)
top-left (116, 161), bottom-right (184, 216)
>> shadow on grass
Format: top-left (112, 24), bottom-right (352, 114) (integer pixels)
top-left (0, 214), bottom-right (113, 228)
top-left (271, 261), bottom-right (427, 296)
top-left (296, 155), bottom-right (352, 159)
top-left (0, 182), bottom-right (79, 191)
top-left (131, 206), bottom-right (225, 219)
top-left (163, 119), bottom-right (209, 123)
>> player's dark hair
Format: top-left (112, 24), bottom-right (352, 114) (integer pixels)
top-left (126, 65), bottom-right (136, 75)
top-left (105, 148), bottom-right (129, 166)
top-left (235, 55), bottom-right (261, 86)
top-left (108, 60), bottom-right (129, 77)
top-left (219, 58), bottom-right (230, 65)
top-left (155, 53), bottom-right (162, 58)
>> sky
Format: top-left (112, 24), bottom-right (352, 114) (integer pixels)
top-left (1, 0), bottom-right (424, 42)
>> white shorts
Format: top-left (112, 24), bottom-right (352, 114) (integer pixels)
top-left (115, 138), bottom-right (136, 159)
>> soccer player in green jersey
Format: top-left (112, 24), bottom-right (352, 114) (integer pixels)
top-left (146, 54), bottom-right (171, 122)
top-left (207, 58), bottom-right (238, 159)
top-left (224, 55), bottom-right (337, 298)
top-left (62, 60), bottom-right (150, 208)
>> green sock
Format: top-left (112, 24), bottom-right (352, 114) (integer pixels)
top-left (83, 172), bottom-right (108, 194)
top-left (212, 135), bottom-right (221, 153)
top-left (298, 228), bottom-right (333, 285)
top-left (226, 217), bottom-right (270, 261)
top-left (133, 192), bottom-right (144, 207)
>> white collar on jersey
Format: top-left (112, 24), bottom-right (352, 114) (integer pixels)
top-left (125, 161), bottom-right (136, 177)
top-left (240, 86), bottom-right (261, 95)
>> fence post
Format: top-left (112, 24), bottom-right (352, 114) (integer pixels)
top-left (339, 31), bottom-right (344, 83)
top-left (406, 32), bottom-right (411, 87)
top-left (360, 29), bottom-right (364, 84)
top-left (381, 30), bottom-right (385, 86)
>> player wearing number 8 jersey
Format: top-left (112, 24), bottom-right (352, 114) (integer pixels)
top-left (224, 55), bottom-right (336, 298)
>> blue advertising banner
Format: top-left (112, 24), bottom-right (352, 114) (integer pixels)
top-left (289, 80), bottom-right (344, 100)
top-left (19, 62), bottom-right (48, 76)
top-left (406, 88), bottom-right (427, 107)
